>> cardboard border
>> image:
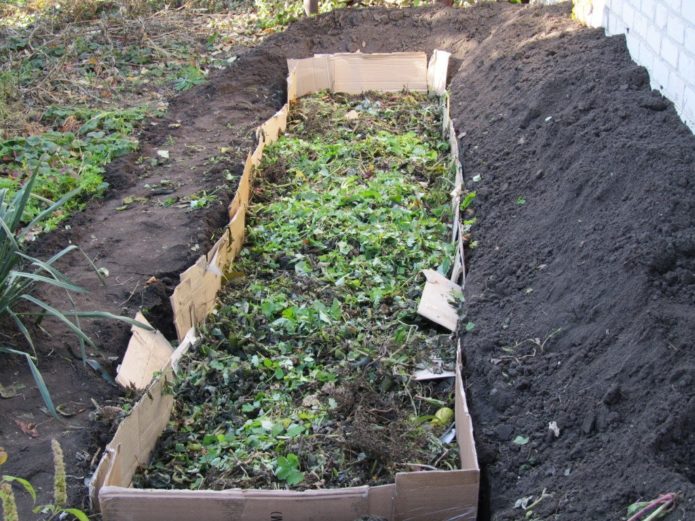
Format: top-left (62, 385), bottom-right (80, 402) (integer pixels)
top-left (95, 51), bottom-right (478, 521)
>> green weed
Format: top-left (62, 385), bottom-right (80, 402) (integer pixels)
top-left (0, 106), bottom-right (145, 229)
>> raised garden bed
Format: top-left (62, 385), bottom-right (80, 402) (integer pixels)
top-left (135, 90), bottom-right (460, 491)
top-left (91, 51), bottom-right (478, 521)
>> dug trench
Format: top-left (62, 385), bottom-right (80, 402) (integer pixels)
top-left (1, 2), bottom-right (694, 520)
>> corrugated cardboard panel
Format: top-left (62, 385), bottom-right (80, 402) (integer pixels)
top-left (455, 341), bottom-right (478, 472)
top-left (417, 269), bottom-right (460, 331)
top-left (393, 470), bottom-right (478, 521)
top-left (260, 104), bottom-right (289, 143)
top-left (100, 487), bottom-right (371, 521)
top-left (229, 154), bottom-right (253, 219)
top-left (451, 231), bottom-right (466, 287)
top-left (99, 368), bottom-right (174, 492)
top-left (171, 276), bottom-right (193, 341)
top-left (287, 55), bottom-right (332, 98)
top-left (368, 484), bottom-right (395, 519)
top-left (449, 120), bottom-right (463, 191)
top-left (115, 313), bottom-right (173, 389)
top-left (287, 69), bottom-right (298, 103)
top-left (170, 327), bottom-right (197, 373)
top-left (427, 50), bottom-right (450, 95)
top-left (331, 52), bottom-right (428, 94)
top-left (228, 206), bottom-right (246, 259)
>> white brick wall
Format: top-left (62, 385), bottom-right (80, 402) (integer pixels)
top-left (574, 0), bottom-right (695, 133)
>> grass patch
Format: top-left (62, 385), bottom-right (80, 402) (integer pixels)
top-left (0, 106), bottom-right (145, 229)
top-left (134, 91), bottom-right (460, 491)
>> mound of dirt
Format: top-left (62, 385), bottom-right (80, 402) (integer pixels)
top-left (2, 3), bottom-right (694, 520)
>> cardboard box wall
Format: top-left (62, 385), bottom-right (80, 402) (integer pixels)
top-left (94, 50), bottom-right (479, 521)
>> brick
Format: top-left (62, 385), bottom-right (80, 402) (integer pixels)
top-left (655, 3), bottom-right (668, 28)
top-left (633, 11), bottom-right (648, 36)
top-left (665, 0), bottom-right (682, 13)
top-left (622, 2), bottom-right (635, 27)
top-left (646, 24), bottom-right (663, 52)
top-left (640, 42), bottom-right (657, 71)
top-left (683, 1), bottom-right (695, 23)
top-left (667, 71), bottom-right (685, 106)
top-left (626, 33), bottom-right (641, 60)
top-left (678, 51), bottom-right (695, 79)
top-left (608, 14), bottom-right (626, 36)
top-left (667, 12), bottom-right (686, 43)
top-left (686, 26), bottom-right (695, 50)
top-left (684, 86), bottom-right (695, 115)
top-left (661, 36), bottom-right (680, 67)
top-left (641, 0), bottom-right (655, 19)
top-left (651, 58), bottom-right (671, 91)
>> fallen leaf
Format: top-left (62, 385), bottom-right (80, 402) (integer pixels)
top-left (0, 447), bottom-right (7, 465)
top-left (0, 383), bottom-right (24, 398)
top-left (512, 435), bottom-right (529, 446)
top-left (56, 402), bottom-right (87, 418)
top-left (345, 110), bottom-right (360, 121)
top-left (14, 419), bottom-right (39, 438)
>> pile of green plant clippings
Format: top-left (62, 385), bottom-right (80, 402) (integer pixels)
top-left (134, 91), bottom-right (463, 491)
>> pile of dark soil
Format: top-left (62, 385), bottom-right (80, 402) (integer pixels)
top-left (2, 2), bottom-right (693, 520)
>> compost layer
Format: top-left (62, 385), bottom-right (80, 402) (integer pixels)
top-left (2, 3), bottom-right (694, 520)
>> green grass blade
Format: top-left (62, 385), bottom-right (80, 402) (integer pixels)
top-left (63, 311), bottom-right (154, 331)
top-left (0, 347), bottom-right (58, 419)
top-left (9, 171), bottom-right (39, 232)
top-left (18, 185), bottom-right (82, 241)
top-left (10, 271), bottom-right (86, 294)
top-left (19, 295), bottom-right (96, 347)
top-left (16, 250), bottom-right (76, 284)
top-left (62, 508), bottom-right (90, 521)
top-left (8, 310), bottom-right (36, 356)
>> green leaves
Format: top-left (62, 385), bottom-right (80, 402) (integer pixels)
top-left (173, 66), bottom-right (206, 92)
top-left (0, 107), bottom-right (143, 229)
top-left (274, 454), bottom-right (304, 486)
top-left (135, 91), bottom-right (460, 492)
top-left (512, 435), bottom-right (530, 446)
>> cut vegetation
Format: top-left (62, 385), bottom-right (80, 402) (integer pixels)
top-left (134, 91), bottom-right (464, 491)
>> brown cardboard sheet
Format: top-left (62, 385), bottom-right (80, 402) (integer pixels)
top-left (115, 313), bottom-right (173, 389)
top-left (417, 269), bottom-right (461, 331)
top-left (427, 50), bottom-right (450, 95)
top-left (288, 52), bottom-right (428, 96)
top-left (331, 52), bottom-right (428, 94)
top-left (97, 50), bottom-right (478, 521)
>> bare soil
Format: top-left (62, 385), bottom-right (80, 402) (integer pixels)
top-left (2, 2), bottom-right (694, 520)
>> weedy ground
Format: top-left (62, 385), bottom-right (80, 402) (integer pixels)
top-left (134, 91), bottom-right (462, 490)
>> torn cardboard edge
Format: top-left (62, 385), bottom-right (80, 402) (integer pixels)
top-left (98, 50), bottom-right (478, 521)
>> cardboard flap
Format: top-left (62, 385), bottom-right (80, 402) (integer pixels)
top-left (427, 49), bottom-right (451, 95)
top-left (115, 313), bottom-right (173, 390)
top-left (394, 470), bottom-right (478, 521)
top-left (455, 341), bottom-right (478, 471)
top-left (100, 486), bottom-right (372, 521)
top-left (98, 368), bottom-right (175, 494)
top-left (287, 55), bottom-right (332, 98)
top-left (331, 52), bottom-right (427, 94)
top-left (417, 269), bottom-right (461, 331)
top-left (288, 52), bottom-right (429, 96)
top-left (171, 327), bottom-right (198, 373)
